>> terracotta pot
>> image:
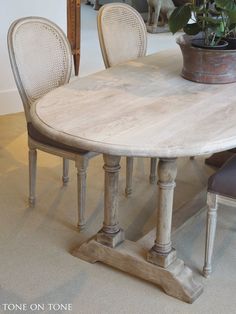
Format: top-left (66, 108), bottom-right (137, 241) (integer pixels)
top-left (177, 35), bottom-right (236, 84)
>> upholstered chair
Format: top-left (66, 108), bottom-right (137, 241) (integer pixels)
top-left (7, 17), bottom-right (98, 230)
top-left (97, 3), bottom-right (158, 195)
top-left (203, 155), bottom-right (236, 277)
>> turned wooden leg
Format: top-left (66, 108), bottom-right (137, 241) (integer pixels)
top-left (203, 192), bottom-right (218, 278)
top-left (62, 158), bottom-right (69, 185)
top-left (125, 157), bottom-right (133, 197)
top-left (29, 148), bottom-right (37, 206)
top-left (149, 157), bottom-right (158, 184)
top-left (76, 156), bottom-right (88, 231)
top-left (148, 158), bottom-right (177, 268)
top-left (96, 154), bottom-right (125, 248)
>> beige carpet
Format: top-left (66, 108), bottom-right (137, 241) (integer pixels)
top-left (1, 112), bottom-right (236, 313)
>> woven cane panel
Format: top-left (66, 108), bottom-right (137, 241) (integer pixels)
top-left (13, 20), bottom-right (71, 105)
top-left (100, 4), bottom-right (147, 67)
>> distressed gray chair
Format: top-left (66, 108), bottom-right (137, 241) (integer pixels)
top-left (97, 3), bottom-right (158, 196)
top-left (7, 16), bottom-right (98, 230)
top-left (203, 154), bottom-right (236, 277)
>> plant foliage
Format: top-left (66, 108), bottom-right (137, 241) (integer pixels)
top-left (168, 0), bottom-right (236, 46)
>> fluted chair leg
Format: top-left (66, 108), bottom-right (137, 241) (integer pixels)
top-left (125, 157), bottom-right (133, 197)
top-left (76, 157), bottom-right (88, 231)
top-left (149, 157), bottom-right (157, 184)
top-left (62, 158), bottom-right (69, 185)
top-left (203, 192), bottom-right (218, 278)
top-left (29, 148), bottom-right (37, 206)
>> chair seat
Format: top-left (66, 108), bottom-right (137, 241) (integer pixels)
top-left (27, 122), bottom-right (89, 155)
top-left (205, 149), bottom-right (236, 168)
top-left (208, 154), bottom-right (236, 198)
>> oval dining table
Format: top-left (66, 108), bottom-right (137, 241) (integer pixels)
top-left (31, 48), bottom-right (236, 303)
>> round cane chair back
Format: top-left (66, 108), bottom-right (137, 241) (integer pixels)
top-left (8, 17), bottom-right (72, 122)
top-left (97, 3), bottom-right (147, 68)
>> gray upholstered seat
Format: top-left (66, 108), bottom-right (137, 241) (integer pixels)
top-left (205, 148), bottom-right (236, 168)
top-left (208, 155), bottom-right (236, 199)
top-left (203, 154), bottom-right (236, 277)
top-left (27, 123), bottom-right (89, 155)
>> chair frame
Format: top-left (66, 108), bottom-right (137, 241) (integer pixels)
top-left (203, 192), bottom-right (236, 277)
top-left (8, 16), bottom-right (97, 230)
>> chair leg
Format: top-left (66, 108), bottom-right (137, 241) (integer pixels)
top-left (125, 157), bottom-right (133, 197)
top-left (149, 157), bottom-right (157, 184)
top-left (203, 192), bottom-right (218, 278)
top-left (62, 158), bottom-right (69, 185)
top-left (29, 148), bottom-right (37, 206)
top-left (76, 156), bottom-right (88, 231)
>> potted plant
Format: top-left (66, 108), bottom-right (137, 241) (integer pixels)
top-left (169, 0), bottom-right (236, 47)
top-left (168, 0), bottom-right (236, 83)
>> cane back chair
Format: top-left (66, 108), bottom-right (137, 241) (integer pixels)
top-left (97, 3), bottom-right (158, 195)
top-left (7, 16), bottom-right (97, 230)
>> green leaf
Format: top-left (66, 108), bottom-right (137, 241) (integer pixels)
top-left (168, 5), bottom-right (192, 34)
top-left (215, 0), bottom-right (236, 12)
top-left (214, 23), bottom-right (225, 35)
top-left (183, 23), bottom-right (202, 35)
top-left (219, 21), bottom-right (225, 32)
top-left (228, 10), bottom-right (236, 23)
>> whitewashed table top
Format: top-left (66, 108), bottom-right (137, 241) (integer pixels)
top-left (31, 49), bottom-right (236, 158)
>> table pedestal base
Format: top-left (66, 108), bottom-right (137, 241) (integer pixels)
top-left (96, 228), bottom-right (125, 248)
top-left (73, 238), bottom-right (203, 304)
top-left (147, 247), bottom-right (176, 268)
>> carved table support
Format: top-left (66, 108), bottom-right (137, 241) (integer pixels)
top-left (147, 158), bottom-right (177, 268)
top-left (96, 154), bottom-right (125, 247)
top-left (73, 155), bottom-right (203, 303)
